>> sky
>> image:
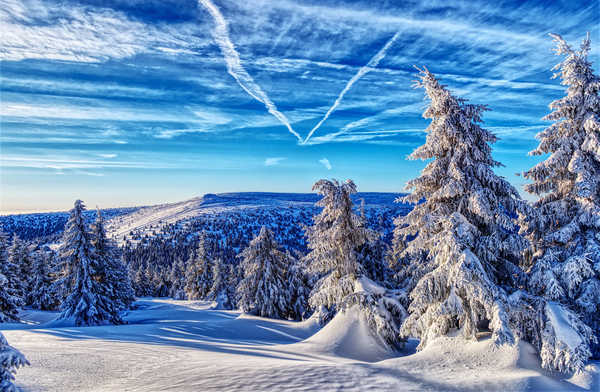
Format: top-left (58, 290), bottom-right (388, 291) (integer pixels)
top-left (1, 0), bottom-right (598, 213)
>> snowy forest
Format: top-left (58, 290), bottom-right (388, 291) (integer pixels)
top-left (1, 33), bottom-right (599, 391)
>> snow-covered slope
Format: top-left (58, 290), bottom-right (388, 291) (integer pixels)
top-left (2, 298), bottom-right (597, 391)
top-left (105, 192), bottom-right (407, 242)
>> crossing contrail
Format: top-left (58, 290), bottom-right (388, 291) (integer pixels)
top-left (302, 32), bottom-right (400, 144)
top-left (199, 0), bottom-right (302, 142)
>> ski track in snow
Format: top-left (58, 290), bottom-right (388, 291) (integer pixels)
top-left (2, 298), bottom-right (598, 392)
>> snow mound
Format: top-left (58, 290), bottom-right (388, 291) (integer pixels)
top-left (299, 305), bottom-right (392, 362)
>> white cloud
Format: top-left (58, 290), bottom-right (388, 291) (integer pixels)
top-left (0, 0), bottom-right (207, 62)
top-left (319, 158), bottom-right (332, 170)
top-left (264, 157), bottom-right (286, 166)
top-left (97, 153), bottom-right (117, 159)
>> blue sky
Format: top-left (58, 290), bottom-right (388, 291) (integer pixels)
top-left (1, 0), bottom-right (598, 213)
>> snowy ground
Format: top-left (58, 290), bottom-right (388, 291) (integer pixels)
top-left (2, 298), bottom-right (598, 391)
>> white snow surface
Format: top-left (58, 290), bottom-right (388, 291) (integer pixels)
top-left (1, 298), bottom-right (598, 391)
top-left (545, 302), bottom-right (583, 350)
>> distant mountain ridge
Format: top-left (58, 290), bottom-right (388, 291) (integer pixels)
top-left (0, 192), bottom-right (408, 241)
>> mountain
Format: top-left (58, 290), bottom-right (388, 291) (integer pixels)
top-left (0, 192), bottom-right (410, 243)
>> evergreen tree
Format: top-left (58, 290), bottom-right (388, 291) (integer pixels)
top-left (208, 258), bottom-right (234, 309)
top-left (236, 227), bottom-right (290, 318)
top-left (28, 250), bottom-right (59, 311)
top-left (305, 179), bottom-right (406, 347)
top-left (520, 33), bottom-right (600, 359)
top-left (169, 258), bottom-right (186, 299)
top-left (286, 258), bottom-right (309, 321)
top-left (184, 233), bottom-right (213, 300)
top-left (398, 68), bottom-right (528, 350)
top-left (6, 236), bottom-right (28, 302)
top-left (0, 273), bottom-right (20, 323)
top-left (91, 209), bottom-right (135, 310)
top-left (0, 332), bottom-right (29, 392)
top-left (58, 200), bottom-right (121, 325)
top-left (0, 233), bottom-right (21, 322)
top-left (305, 179), bottom-right (372, 318)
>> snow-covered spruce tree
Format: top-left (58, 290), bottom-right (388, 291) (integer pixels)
top-left (207, 258), bottom-right (234, 309)
top-left (305, 179), bottom-right (372, 316)
top-left (305, 179), bottom-right (406, 347)
top-left (0, 273), bottom-right (20, 323)
top-left (169, 258), bottom-right (187, 299)
top-left (0, 234), bottom-right (21, 322)
top-left (91, 209), bottom-right (135, 310)
top-left (0, 332), bottom-right (29, 392)
top-left (236, 227), bottom-right (290, 318)
top-left (520, 33), bottom-right (600, 359)
top-left (6, 236), bottom-right (29, 301)
top-left (398, 68), bottom-right (529, 350)
top-left (28, 250), bottom-right (59, 311)
top-left (58, 200), bottom-right (121, 325)
top-left (184, 233), bottom-right (213, 300)
top-left (286, 257), bottom-right (309, 321)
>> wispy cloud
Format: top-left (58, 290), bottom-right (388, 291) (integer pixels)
top-left (97, 153), bottom-right (117, 159)
top-left (302, 31), bottom-right (400, 144)
top-left (264, 157), bottom-right (286, 166)
top-left (319, 158), bottom-right (332, 170)
top-left (0, 0), bottom-right (202, 62)
top-left (198, 0), bottom-right (302, 142)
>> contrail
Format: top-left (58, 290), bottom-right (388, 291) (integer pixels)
top-left (198, 0), bottom-right (302, 142)
top-left (302, 32), bottom-right (400, 144)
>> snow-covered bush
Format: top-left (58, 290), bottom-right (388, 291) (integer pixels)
top-left (520, 33), bottom-right (600, 359)
top-left (340, 277), bottom-right (407, 349)
top-left (398, 68), bottom-right (529, 350)
top-left (0, 332), bottom-right (29, 392)
top-left (236, 227), bottom-right (290, 318)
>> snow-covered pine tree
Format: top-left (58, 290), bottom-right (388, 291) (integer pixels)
top-left (91, 209), bottom-right (135, 310)
top-left (58, 200), bottom-right (121, 325)
top-left (305, 179), bottom-right (406, 348)
top-left (0, 233), bottom-right (21, 322)
top-left (286, 256), bottom-right (309, 321)
top-left (236, 227), bottom-right (290, 318)
top-left (6, 236), bottom-right (29, 302)
top-left (169, 257), bottom-right (186, 299)
top-left (184, 233), bottom-right (213, 300)
top-left (305, 179), bottom-right (372, 318)
top-left (0, 273), bottom-right (20, 323)
top-left (520, 33), bottom-right (600, 359)
top-left (28, 249), bottom-right (59, 311)
top-left (398, 68), bottom-right (529, 350)
top-left (0, 332), bottom-right (29, 392)
top-left (208, 258), bottom-right (234, 309)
